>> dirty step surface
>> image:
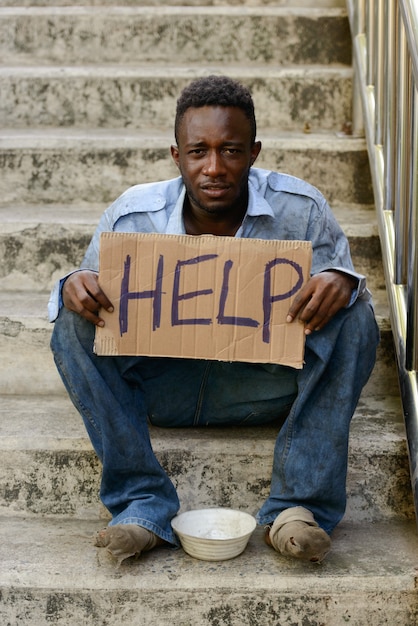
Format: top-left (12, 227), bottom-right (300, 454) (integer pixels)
top-left (0, 129), bottom-right (373, 205)
top-left (0, 394), bottom-right (413, 521)
top-left (0, 7), bottom-right (351, 66)
top-left (0, 516), bottom-right (417, 625)
top-left (0, 64), bottom-right (352, 131)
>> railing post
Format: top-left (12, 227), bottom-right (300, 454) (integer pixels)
top-left (406, 85), bottom-right (418, 371)
top-left (366, 0), bottom-right (376, 88)
top-left (348, 0), bottom-right (418, 527)
top-left (350, 0), bottom-right (366, 137)
top-left (383, 0), bottom-right (397, 212)
top-left (394, 14), bottom-right (412, 287)
top-left (374, 0), bottom-right (385, 146)
top-left (357, 0), bottom-right (366, 35)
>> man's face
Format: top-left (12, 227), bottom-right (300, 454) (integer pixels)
top-left (171, 106), bottom-right (261, 219)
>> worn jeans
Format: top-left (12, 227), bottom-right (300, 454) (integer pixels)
top-left (51, 298), bottom-right (379, 544)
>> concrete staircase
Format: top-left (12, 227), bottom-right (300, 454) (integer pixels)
top-left (1, 1), bottom-right (417, 624)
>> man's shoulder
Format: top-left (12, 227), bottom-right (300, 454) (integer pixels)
top-left (250, 168), bottom-right (326, 206)
top-left (100, 177), bottom-right (184, 232)
top-left (113, 177), bottom-right (183, 212)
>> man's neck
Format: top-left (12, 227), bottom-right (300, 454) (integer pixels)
top-left (183, 200), bottom-right (246, 237)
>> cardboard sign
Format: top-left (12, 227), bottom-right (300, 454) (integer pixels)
top-left (94, 232), bottom-right (312, 368)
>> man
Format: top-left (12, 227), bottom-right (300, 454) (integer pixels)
top-left (49, 75), bottom-right (379, 565)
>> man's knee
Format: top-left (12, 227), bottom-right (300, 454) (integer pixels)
top-left (305, 298), bottom-right (379, 373)
top-left (51, 307), bottom-right (95, 355)
top-left (341, 298), bottom-right (380, 350)
top-left (329, 299), bottom-right (380, 382)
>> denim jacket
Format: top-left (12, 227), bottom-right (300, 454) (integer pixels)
top-left (48, 167), bottom-right (368, 321)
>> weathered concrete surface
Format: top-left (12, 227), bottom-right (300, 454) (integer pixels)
top-left (0, 7), bottom-right (351, 65)
top-left (0, 290), bottom-right (399, 397)
top-left (0, 517), bottom-right (417, 625)
top-left (0, 130), bottom-right (373, 205)
top-left (0, 202), bottom-right (381, 292)
top-left (0, 200), bottom-right (396, 396)
top-left (0, 65), bottom-right (353, 131)
top-left (0, 0), bottom-right (347, 7)
top-left (0, 1), bottom-right (414, 623)
top-left (0, 394), bottom-right (413, 521)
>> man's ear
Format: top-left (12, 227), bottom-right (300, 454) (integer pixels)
top-left (171, 145), bottom-right (180, 168)
top-left (250, 141), bottom-right (262, 166)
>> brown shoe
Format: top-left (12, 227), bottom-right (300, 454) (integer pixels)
top-left (265, 506), bottom-right (331, 563)
top-left (95, 524), bottom-right (166, 565)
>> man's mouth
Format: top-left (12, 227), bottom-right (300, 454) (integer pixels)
top-left (200, 184), bottom-right (230, 198)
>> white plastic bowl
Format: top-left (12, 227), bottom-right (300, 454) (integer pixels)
top-left (171, 508), bottom-right (257, 561)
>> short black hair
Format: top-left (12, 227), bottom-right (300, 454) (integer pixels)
top-left (174, 75), bottom-right (257, 144)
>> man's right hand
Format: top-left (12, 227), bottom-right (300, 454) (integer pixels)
top-left (62, 270), bottom-right (114, 326)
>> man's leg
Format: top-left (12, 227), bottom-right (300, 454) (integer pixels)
top-left (257, 299), bottom-right (379, 539)
top-left (50, 308), bottom-right (180, 547)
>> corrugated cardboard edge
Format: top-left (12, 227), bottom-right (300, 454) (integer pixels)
top-left (95, 232), bottom-right (312, 368)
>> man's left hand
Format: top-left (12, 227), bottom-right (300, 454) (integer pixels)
top-left (286, 271), bottom-right (357, 335)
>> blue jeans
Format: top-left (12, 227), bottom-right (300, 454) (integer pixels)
top-left (51, 298), bottom-right (379, 544)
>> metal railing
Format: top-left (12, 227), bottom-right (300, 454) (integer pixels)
top-left (346, 0), bottom-right (418, 520)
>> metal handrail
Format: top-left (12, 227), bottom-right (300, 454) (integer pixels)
top-left (346, 0), bottom-right (418, 522)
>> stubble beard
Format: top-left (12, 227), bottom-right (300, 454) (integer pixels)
top-left (184, 177), bottom-right (249, 221)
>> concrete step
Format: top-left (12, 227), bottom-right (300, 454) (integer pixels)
top-left (0, 516), bottom-right (417, 625)
top-left (0, 64), bottom-right (353, 132)
top-left (0, 6), bottom-right (351, 65)
top-left (0, 2), bottom-right (411, 624)
top-left (0, 199), bottom-right (396, 396)
top-left (0, 129), bottom-right (373, 205)
top-left (0, 201), bottom-right (385, 290)
top-left (0, 292), bottom-right (398, 397)
top-left (0, 0), bottom-right (347, 7)
top-left (0, 394), bottom-right (413, 521)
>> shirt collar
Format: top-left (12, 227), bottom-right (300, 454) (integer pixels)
top-left (246, 176), bottom-right (275, 218)
top-left (165, 176), bottom-right (274, 236)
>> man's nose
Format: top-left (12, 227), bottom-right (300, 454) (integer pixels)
top-left (202, 151), bottom-right (225, 176)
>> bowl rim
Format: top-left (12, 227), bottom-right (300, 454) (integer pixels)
top-left (171, 507), bottom-right (257, 541)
